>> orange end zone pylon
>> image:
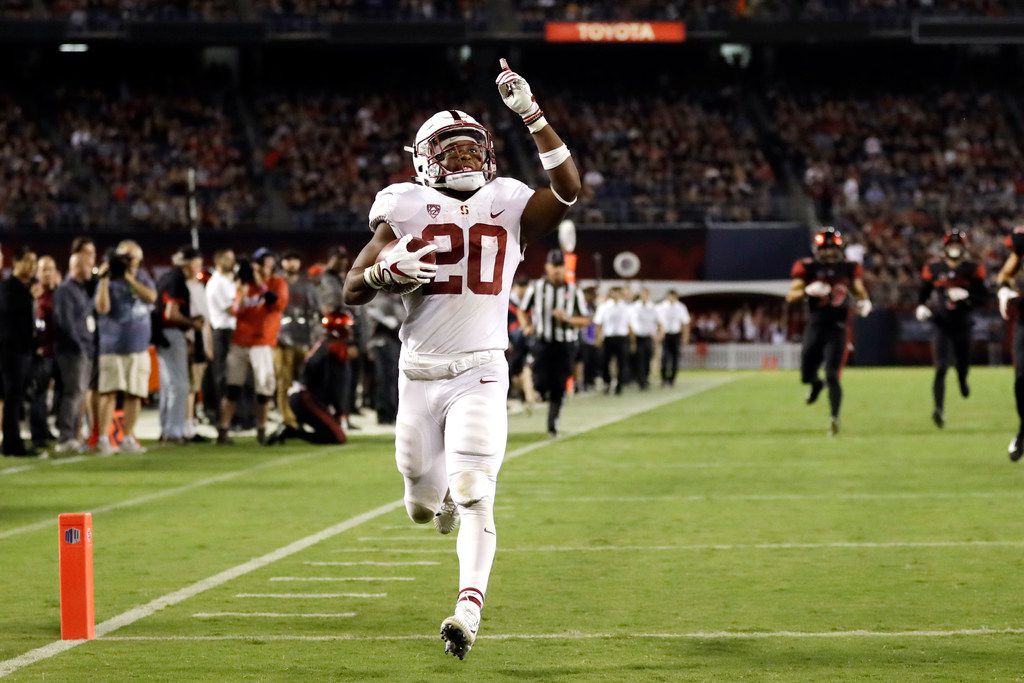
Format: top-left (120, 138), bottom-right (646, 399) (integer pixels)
top-left (58, 512), bottom-right (95, 640)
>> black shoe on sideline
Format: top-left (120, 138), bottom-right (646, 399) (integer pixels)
top-left (959, 377), bottom-right (970, 398)
top-left (1010, 434), bottom-right (1024, 463)
top-left (932, 409), bottom-right (944, 429)
top-left (806, 380), bottom-right (824, 405)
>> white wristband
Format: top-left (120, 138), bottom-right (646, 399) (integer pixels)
top-left (526, 116), bottom-right (548, 134)
top-left (550, 184), bottom-right (577, 206)
top-left (363, 263), bottom-right (385, 290)
top-left (539, 145), bottom-right (571, 170)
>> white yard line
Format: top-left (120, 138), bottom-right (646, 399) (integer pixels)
top-left (269, 576), bottom-right (415, 582)
top-left (357, 536), bottom-right (450, 542)
top-left (97, 626), bottom-right (1024, 642)
top-left (0, 465), bottom-right (34, 476)
top-left (538, 491), bottom-right (1024, 504)
top-left (192, 612), bottom-right (356, 619)
top-left (0, 451), bottom-right (324, 542)
top-left (336, 539), bottom-right (1024, 554)
top-left (304, 561), bottom-right (439, 567)
top-left (0, 377), bottom-right (731, 679)
top-left (235, 593), bottom-right (386, 599)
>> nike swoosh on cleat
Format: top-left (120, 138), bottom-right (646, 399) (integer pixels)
top-left (479, 378), bottom-right (497, 384)
top-left (483, 528), bottom-right (495, 536)
top-left (489, 209), bottom-right (506, 219)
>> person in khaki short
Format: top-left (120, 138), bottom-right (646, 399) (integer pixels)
top-left (217, 252), bottom-right (288, 446)
top-left (94, 240), bottom-right (157, 454)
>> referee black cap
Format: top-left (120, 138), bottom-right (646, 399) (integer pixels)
top-left (546, 248), bottom-right (565, 266)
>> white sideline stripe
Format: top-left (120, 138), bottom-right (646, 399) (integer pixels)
top-left (0, 451), bottom-right (323, 541)
top-left (0, 377), bottom-right (730, 679)
top-left (357, 536), bottom-right (449, 542)
top-left (270, 576), bottom-right (415, 582)
top-left (97, 627), bottom-right (1024, 642)
top-left (0, 465), bottom-right (33, 476)
top-left (304, 561), bottom-right (439, 567)
top-left (538, 491), bottom-right (1024, 504)
top-left (337, 540), bottom-right (1024, 554)
top-left (236, 593), bottom-right (386, 599)
top-left (50, 456), bottom-right (89, 467)
top-left (193, 612), bottom-right (357, 619)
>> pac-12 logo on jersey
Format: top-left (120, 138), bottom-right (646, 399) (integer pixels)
top-left (427, 204), bottom-right (441, 219)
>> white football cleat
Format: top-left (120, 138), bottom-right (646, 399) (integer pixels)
top-left (440, 602), bottom-right (480, 660)
top-left (433, 500), bottom-right (460, 535)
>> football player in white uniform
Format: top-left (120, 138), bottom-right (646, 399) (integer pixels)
top-left (343, 59), bottom-right (581, 659)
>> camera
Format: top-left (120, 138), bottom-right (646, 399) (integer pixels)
top-left (235, 258), bottom-right (257, 285)
top-left (103, 249), bottom-right (131, 279)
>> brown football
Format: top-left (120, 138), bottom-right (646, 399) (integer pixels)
top-left (376, 236), bottom-right (436, 295)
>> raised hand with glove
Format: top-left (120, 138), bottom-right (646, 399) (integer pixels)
top-left (856, 298), bottom-right (873, 317)
top-left (363, 234), bottom-right (439, 290)
top-left (496, 58), bottom-right (547, 134)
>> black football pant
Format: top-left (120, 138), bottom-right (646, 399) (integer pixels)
top-left (633, 336), bottom-right (653, 389)
top-left (1014, 324), bottom-right (1024, 436)
top-left (661, 333), bottom-right (681, 385)
top-left (533, 341), bottom-right (575, 433)
top-left (602, 336), bottom-right (630, 394)
top-left (286, 391), bottom-right (347, 445)
top-left (29, 355), bottom-right (56, 447)
top-left (1, 352), bottom-right (31, 454)
top-left (932, 323), bottom-right (971, 412)
top-left (801, 322), bottom-right (847, 418)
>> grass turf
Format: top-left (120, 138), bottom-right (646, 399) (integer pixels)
top-left (1, 367), bottom-right (1022, 681)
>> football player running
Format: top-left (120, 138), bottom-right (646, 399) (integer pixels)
top-left (916, 230), bottom-right (987, 428)
top-left (997, 226), bottom-right (1024, 461)
top-left (343, 59), bottom-right (581, 659)
top-left (786, 227), bottom-right (872, 436)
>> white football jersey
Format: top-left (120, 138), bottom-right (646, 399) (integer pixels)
top-left (369, 177), bottom-right (535, 354)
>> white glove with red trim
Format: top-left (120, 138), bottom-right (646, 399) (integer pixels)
top-left (364, 235), bottom-right (438, 289)
top-left (496, 58), bottom-right (546, 132)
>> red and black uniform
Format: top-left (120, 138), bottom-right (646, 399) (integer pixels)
top-left (1004, 230), bottom-right (1024, 431)
top-left (918, 259), bottom-right (987, 412)
top-left (791, 257), bottom-right (863, 418)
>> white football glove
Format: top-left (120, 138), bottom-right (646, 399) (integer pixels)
top-left (915, 304), bottom-right (932, 322)
top-left (998, 286), bottom-right (1019, 320)
top-left (946, 287), bottom-right (969, 302)
top-left (496, 58), bottom-right (545, 131)
top-left (856, 299), bottom-right (873, 317)
top-left (804, 281), bottom-right (832, 298)
top-left (364, 235), bottom-right (438, 290)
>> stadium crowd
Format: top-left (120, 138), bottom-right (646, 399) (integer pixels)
top-left (776, 89), bottom-right (1021, 306)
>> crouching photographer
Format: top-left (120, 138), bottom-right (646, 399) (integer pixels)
top-left (266, 311), bottom-right (353, 446)
top-left (94, 240), bottom-right (157, 454)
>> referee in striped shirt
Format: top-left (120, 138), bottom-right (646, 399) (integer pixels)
top-left (520, 249), bottom-right (591, 437)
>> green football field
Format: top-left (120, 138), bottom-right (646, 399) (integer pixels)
top-left (2, 367), bottom-right (1023, 681)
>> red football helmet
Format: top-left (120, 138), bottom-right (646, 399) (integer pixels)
top-left (322, 311), bottom-right (355, 341)
top-left (813, 226), bottom-right (844, 262)
top-left (943, 229), bottom-right (968, 261)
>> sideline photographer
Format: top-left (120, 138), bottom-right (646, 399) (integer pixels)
top-left (94, 240), bottom-right (156, 454)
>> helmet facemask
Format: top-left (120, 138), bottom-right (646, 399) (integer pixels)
top-left (943, 230), bottom-right (968, 262)
top-left (813, 228), bottom-right (845, 263)
top-left (407, 121), bottom-right (497, 192)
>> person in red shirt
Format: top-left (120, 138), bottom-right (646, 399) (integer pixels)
top-left (217, 248), bottom-right (288, 446)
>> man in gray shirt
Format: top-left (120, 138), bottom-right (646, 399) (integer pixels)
top-left (54, 253), bottom-right (97, 452)
top-left (275, 250), bottom-right (320, 429)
